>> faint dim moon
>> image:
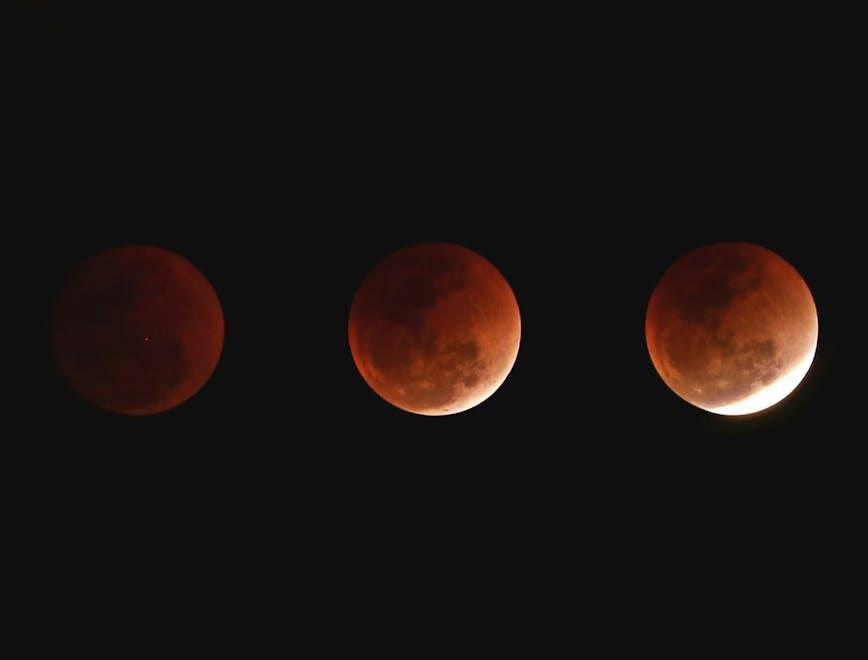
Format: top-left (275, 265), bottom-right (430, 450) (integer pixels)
top-left (645, 242), bottom-right (818, 415)
top-left (51, 245), bottom-right (224, 415)
top-left (349, 243), bottom-right (521, 415)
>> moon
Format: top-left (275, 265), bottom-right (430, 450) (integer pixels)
top-left (51, 245), bottom-right (224, 415)
top-left (348, 243), bottom-right (521, 415)
top-left (645, 242), bottom-right (818, 415)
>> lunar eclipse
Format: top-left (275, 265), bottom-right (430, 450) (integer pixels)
top-left (646, 242), bottom-right (818, 415)
top-left (51, 245), bottom-right (224, 415)
top-left (349, 243), bottom-right (521, 415)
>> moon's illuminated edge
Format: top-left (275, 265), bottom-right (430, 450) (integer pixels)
top-left (704, 338), bottom-right (818, 416)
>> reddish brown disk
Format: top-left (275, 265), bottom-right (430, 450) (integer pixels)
top-left (51, 245), bottom-right (224, 415)
top-left (645, 242), bottom-right (818, 415)
top-left (349, 243), bottom-right (521, 415)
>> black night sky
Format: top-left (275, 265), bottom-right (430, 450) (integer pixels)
top-left (15, 2), bottom-right (856, 649)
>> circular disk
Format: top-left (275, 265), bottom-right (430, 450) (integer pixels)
top-left (51, 245), bottom-right (224, 415)
top-left (645, 242), bottom-right (818, 415)
top-left (349, 242), bottom-right (521, 416)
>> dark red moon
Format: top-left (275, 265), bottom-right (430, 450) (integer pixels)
top-left (51, 245), bottom-right (224, 415)
top-left (646, 242), bottom-right (818, 415)
top-left (349, 243), bottom-right (521, 415)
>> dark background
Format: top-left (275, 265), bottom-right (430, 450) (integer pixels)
top-left (14, 2), bottom-right (856, 649)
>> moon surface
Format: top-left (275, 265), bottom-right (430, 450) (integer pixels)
top-left (51, 245), bottom-right (224, 415)
top-left (349, 243), bottom-right (521, 415)
top-left (646, 242), bottom-right (818, 415)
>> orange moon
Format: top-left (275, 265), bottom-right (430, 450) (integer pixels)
top-left (51, 245), bottom-right (224, 415)
top-left (646, 242), bottom-right (818, 415)
top-left (349, 243), bottom-right (521, 415)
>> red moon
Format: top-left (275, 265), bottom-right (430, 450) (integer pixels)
top-left (349, 243), bottom-right (521, 415)
top-left (51, 245), bottom-right (224, 415)
top-left (646, 242), bottom-right (818, 415)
